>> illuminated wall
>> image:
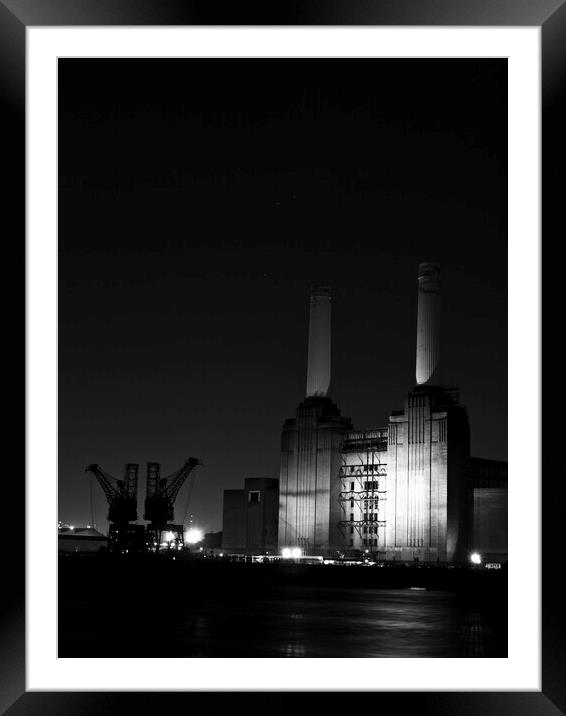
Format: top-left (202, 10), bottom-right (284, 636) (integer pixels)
top-left (385, 385), bottom-right (470, 562)
top-left (278, 396), bottom-right (351, 553)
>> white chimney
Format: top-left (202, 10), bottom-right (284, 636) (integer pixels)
top-left (306, 286), bottom-right (331, 397)
top-left (415, 263), bottom-right (441, 385)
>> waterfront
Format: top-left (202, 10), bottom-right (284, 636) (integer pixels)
top-left (58, 556), bottom-right (507, 658)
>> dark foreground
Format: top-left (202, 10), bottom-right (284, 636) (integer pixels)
top-left (58, 555), bottom-right (507, 657)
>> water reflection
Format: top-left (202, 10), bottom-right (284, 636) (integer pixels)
top-left (168, 587), bottom-right (505, 658)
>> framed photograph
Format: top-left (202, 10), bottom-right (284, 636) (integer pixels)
top-left (7, 0), bottom-right (559, 712)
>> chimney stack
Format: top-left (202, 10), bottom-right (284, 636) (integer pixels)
top-left (415, 263), bottom-right (441, 385)
top-left (306, 286), bottom-right (331, 397)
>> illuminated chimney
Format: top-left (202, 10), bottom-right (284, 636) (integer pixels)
top-left (415, 263), bottom-right (441, 385)
top-left (306, 286), bottom-right (331, 397)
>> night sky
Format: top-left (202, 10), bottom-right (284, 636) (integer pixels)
top-left (59, 59), bottom-right (507, 533)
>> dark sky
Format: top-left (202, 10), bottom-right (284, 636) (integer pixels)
top-left (59, 59), bottom-right (507, 533)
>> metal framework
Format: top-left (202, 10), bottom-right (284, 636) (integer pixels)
top-left (85, 463), bottom-right (142, 552)
top-left (85, 463), bottom-right (138, 525)
top-left (338, 430), bottom-right (387, 556)
top-left (143, 458), bottom-right (202, 550)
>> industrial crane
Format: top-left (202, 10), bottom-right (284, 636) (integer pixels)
top-left (86, 463), bottom-right (143, 552)
top-left (143, 458), bottom-right (202, 550)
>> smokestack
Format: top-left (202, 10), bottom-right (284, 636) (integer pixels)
top-left (415, 262), bottom-right (441, 385)
top-left (306, 286), bottom-right (331, 397)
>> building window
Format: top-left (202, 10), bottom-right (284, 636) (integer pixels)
top-left (350, 526), bottom-right (354, 534)
top-left (350, 481), bottom-right (355, 491)
top-left (350, 513), bottom-right (354, 522)
top-left (349, 539), bottom-right (353, 546)
top-left (248, 491), bottom-right (261, 503)
top-left (350, 499), bottom-right (354, 508)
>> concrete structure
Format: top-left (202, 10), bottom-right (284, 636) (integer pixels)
top-left (469, 458), bottom-right (508, 562)
top-left (222, 478), bottom-right (279, 554)
top-left (278, 264), bottom-right (507, 563)
top-left (339, 386), bottom-right (471, 562)
top-left (416, 262), bottom-right (441, 385)
top-left (306, 286), bottom-right (331, 397)
top-left (278, 286), bottom-right (352, 553)
top-left (279, 396), bottom-right (352, 553)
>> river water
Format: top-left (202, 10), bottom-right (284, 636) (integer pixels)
top-left (59, 565), bottom-right (506, 657)
top-left (162, 586), bottom-right (503, 658)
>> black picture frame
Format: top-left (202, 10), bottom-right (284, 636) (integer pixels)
top-left (6, 0), bottom-right (560, 713)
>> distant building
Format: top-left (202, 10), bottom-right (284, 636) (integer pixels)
top-left (222, 478), bottom-right (279, 554)
top-left (469, 458), bottom-right (508, 562)
top-left (58, 526), bottom-right (107, 554)
top-left (204, 531), bottom-right (223, 549)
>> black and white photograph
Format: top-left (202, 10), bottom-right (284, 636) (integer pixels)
top-left (3, 0), bottom-right (560, 708)
top-left (57, 57), bottom-right (509, 659)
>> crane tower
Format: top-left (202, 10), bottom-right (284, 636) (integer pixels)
top-left (86, 463), bottom-right (145, 552)
top-left (143, 457), bottom-right (202, 550)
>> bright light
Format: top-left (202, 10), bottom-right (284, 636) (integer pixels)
top-left (165, 531), bottom-right (175, 542)
top-left (185, 528), bottom-right (203, 544)
top-left (470, 552), bottom-right (482, 565)
top-left (282, 547), bottom-right (303, 559)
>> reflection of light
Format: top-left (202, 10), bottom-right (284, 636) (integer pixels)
top-left (470, 552), bottom-right (482, 565)
top-left (185, 528), bottom-right (203, 544)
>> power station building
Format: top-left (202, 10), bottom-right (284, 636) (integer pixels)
top-left (278, 263), bottom-right (507, 563)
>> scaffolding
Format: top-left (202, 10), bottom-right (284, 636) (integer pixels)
top-left (338, 430), bottom-right (387, 557)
